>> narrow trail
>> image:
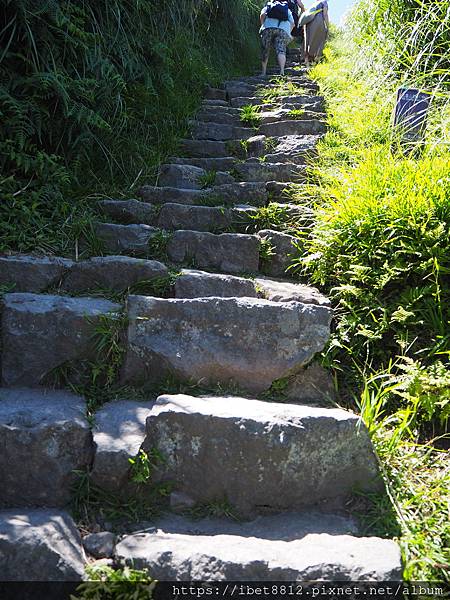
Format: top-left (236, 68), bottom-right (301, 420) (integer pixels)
top-left (0, 49), bottom-right (402, 581)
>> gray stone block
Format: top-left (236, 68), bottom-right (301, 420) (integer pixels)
top-left (94, 222), bottom-right (159, 255)
top-left (235, 161), bottom-right (307, 183)
top-left (0, 254), bottom-right (73, 293)
top-left (174, 269), bottom-right (257, 299)
top-left (143, 394), bottom-right (382, 515)
top-left (167, 231), bottom-right (260, 274)
top-left (0, 388), bottom-right (93, 507)
top-left (1, 293), bottom-right (120, 387)
top-left (157, 203), bottom-right (233, 232)
top-left (115, 512), bottom-right (402, 581)
top-left (61, 256), bottom-right (167, 294)
top-left (260, 119), bottom-right (326, 137)
top-left (189, 121), bottom-right (254, 141)
top-left (90, 400), bottom-right (154, 493)
top-left (97, 199), bottom-right (158, 225)
top-left (171, 156), bottom-right (235, 171)
top-left (255, 277), bottom-right (330, 306)
top-left (122, 296), bottom-right (331, 391)
top-left (0, 509), bottom-right (86, 581)
top-left (258, 229), bottom-right (298, 277)
top-left (179, 139), bottom-right (228, 158)
top-left (82, 532), bottom-right (116, 559)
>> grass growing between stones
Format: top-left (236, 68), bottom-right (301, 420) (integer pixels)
top-left (73, 564), bottom-right (155, 600)
top-left (240, 104), bottom-right (262, 129)
top-left (288, 26), bottom-right (449, 582)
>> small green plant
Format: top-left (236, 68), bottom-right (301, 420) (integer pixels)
top-left (189, 498), bottom-right (240, 521)
top-left (129, 448), bottom-right (166, 484)
top-left (239, 104), bottom-right (262, 129)
top-left (73, 564), bottom-right (155, 599)
top-left (259, 81), bottom-right (305, 103)
top-left (198, 170), bottom-right (217, 189)
top-left (245, 203), bottom-right (290, 233)
top-left (147, 230), bottom-right (173, 262)
top-left (264, 137), bottom-right (278, 153)
top-left (258, 238), bottom-right (275, 265)
top-left (288, 108), bottom-right (305, 120)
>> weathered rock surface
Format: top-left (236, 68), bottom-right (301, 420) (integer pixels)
top-left (158, 164), bottom-right (204, 190)
top-left (195, 109), bottom-right (238, 125)
top-left (260, 119), bottom-right (326, 137)
top-left (94, 222), bottom-right (159, 255)
top-left (0, 255), bottom-right (73, 293)
top-left (157, 203), bottom-right (233, 232)
top-left (0, 388), bottom-right (93, 507)
top-left (204, 87), bottom-right (226, 101)
top-left (0, 509), bottom-right (86, 581)
top-left (116, 513), bottom-right (401, 580)
top-left (174, 269), bottom-right (257, 299)
top-left (266, 134), bottom-right (319, 163)
top-left (97, 199), bottom-right (158, 225)
top-left (284, 361), bottom-right (337, 406)
top-left (142, 395), bottom-right (382, 515)
top-left (171, 156), bottom-right (235, 171)
top-left (258, 229), bottom-right (298, 277)
top-left (122, 297), bottom-right (331, 391)
top-left (235, 161), bottom-right (306, 183)
top-left (189, 121), bottom-right (254, 141)
top-left (245, 134), bottom-right (267, 157)
top-left (90, 400), bottom-right (154, 493)
top-left (61, 256), bottom-right (167, 293)
top-left (167, 231), bottom-right (260, 274)
top-left (255, 277), bottom-right (330, 306)
top-left (139, 182), bottom-right (267, 207)
top-left (179, 139), bottom-right (228, 158)
top-left (1, 293), bottom-right (120, 387)
top-left (82, 532), bottom-right (116, 559)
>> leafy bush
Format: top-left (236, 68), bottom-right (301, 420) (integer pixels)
top-left (0, 0), bottom-right (262, 254)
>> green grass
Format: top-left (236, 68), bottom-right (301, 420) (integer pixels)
top-left (286, 25), bottom-right (450, 583)
top-left (73, 564), bottom-right (155, 599)
top-left (239, 104), bottom-right (262, 129)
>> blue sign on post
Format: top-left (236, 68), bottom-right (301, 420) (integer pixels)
top-left (393, 87), bottom-right (430, 144)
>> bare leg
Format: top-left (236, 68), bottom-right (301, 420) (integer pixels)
top-left (277, 52), bottom-right (286, 75)
top-left (261, 57), bottom-right (269, 76)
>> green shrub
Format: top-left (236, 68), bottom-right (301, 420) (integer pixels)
top-left (0, 0), bottom-right (262, 254)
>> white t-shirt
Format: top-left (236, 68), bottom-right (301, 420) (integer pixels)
top-left (260, 6), bottom-right (295, 37)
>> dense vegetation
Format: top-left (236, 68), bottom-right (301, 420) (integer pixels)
top-left (291, 0), bottom-right (449, 582)
top-left (0, 0), bottom-right (261, 255)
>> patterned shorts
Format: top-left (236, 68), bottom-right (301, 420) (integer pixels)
top-left (261, 28), bottom-right (291, 60)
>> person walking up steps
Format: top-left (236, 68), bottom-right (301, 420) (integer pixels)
top-left (301, 0), bottom-right (329, 67)
top-left (260, 0), bottom-right (296, 76)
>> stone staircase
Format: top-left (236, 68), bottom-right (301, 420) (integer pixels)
top-left (0, 47), bottom-right (403, 582)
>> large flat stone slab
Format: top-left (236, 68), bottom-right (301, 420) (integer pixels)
top-left (167, 231), bottom-right (260, 274)
top-left (61, 256), bottom-right (167, 294)
top-left (94, 222), bottom-right (159, 255)
top-left (174, 269), bottom-right (257, 299)
top-left (90, 400), bottom-right (154, 493)
top-left (0, 388), bottom-right (93, 507)
top-left (1, 293), bottom-right (120, 387)
top-left (157, 203), bottom-right (234, 232)
top-left (122, 297), bottom-right (331, 392)
top-left (143, 395), bottom-right (382, 515)
top-left (171, 156), bottom-right (235, 171)
top-left (116, 513), bottom-right (402, 581)
top-left (235, 161), bottom-right (306, 183)
top-left (189, 121), bottom-right (254, 141)
top-left (97, 199), bottom-right (158, 225)
top-left (255, 277), bottom-right (330, 306)
top-left (138, 182), bottom-right (267, 207)
top-left (158, 164), bottom-right (234, 190)
top-left (179, 139), bottom-right (228, 158)
top-left (0, 509), bottom-right (86, 581)
top-left (0, 255), bottom-right (73, 293)
top-left (260, 119), bottom-right (326, 137)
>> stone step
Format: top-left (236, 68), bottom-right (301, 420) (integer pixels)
top-left (174, 269), bottom-right (257, 299)
top-left (158, 163), bottom-right (234, 190)
top-left (138, 182), bottom-right (268, 207)
top-left (235, 161), bottom-right (306, 183)
top-left (189, 120), bottom-right (254, 141)
top-left (259, 107), bottom-right (324, 123)
top-left (231, 94), bottom-right (325, 109)
top-left (260, 119), bottom-right (327, 137)
top-left (98, 198), bottom-right (158, 225)
top-left (171, 156), bottom-right (236, 171)
top-left (0, 509), bottom-right (86, 581)
top-left (1, 293), bottom-right (121, 387)
top-left (115, 513), bottom-right (402, 581)
top-left (225, 81), bottom-right (319, 100)
top-left (95, 222), bottom-right (160, 255)
top-left (0, 388), bottom-right (93, 507)
top-left (121, 298), bottom-right (331, 392)
top-left (258, 229), bottom-right (298, 277)
top-left (157, 202), bottom-right (254, 233)
top-left (201, 98), bottom-right (229, 107)
top-left (139, 394), bottom-right (381, 514)
top-left (166, 230), bottom-right (260, 274)
top-left (204, 87), bottom-right (227, 101)
top-left (179, 138), bottom-right (229, 158)
top-left (195, 109), bottom-right (239, 125)
top-left (0, 254), bottom-right (168, 294)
